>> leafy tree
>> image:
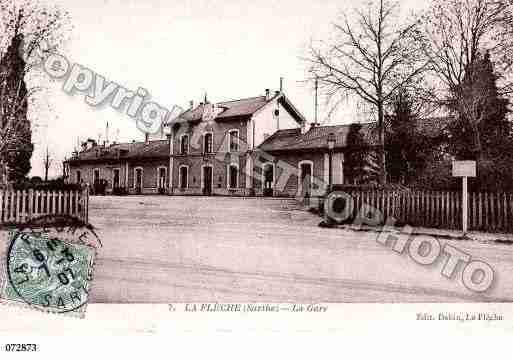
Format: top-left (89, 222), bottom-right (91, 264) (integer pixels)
top-left (0, 33), bottom-right (33, 182)
top-left (386, 90), bottom-right (417, 183)
top-left (385, 89), bottom-right (448, 185)
top-left (447, 52), bottom-right (510, 160)
top-left (0, 1), bottom-right (71, 183)
top-left (446, 52), bottom-right (513, 190)
top-left (344, 123), bottom-right (379, 185)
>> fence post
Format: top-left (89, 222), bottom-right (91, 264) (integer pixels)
top-left (421, 190), bottom-right (426, 227)
top-left (8, 190), bottom-right (13, 223)
top-left (75, 191), bottom-right (80, 217)
top-left (0, 189), bottom-right (3, 224)
top-left (421, 191), bottom-right (429, 227)
top-left (490, 192), bottom-right (496, 231)
top-left (20, 190), bottom-right (25, 223)
top-left (434, 191), bottom-right (439, 227)
top-left (51, 190), bottom-right (55, 215)
top-left (504, 192), bottom-right (508, 232)
top-left (509, 193), bottom-right (513, 232)
top-left (413, 191), bottom-right (417, 227)
top-left (71, 190), bottom-right (75, 216)
top-left (472, 192), bottom-right (476, 230)
top-left (44, 190), bottom-right (48, 215)
top-left (497, 192), bottom-right (503, 231)
top-left (84, 184), bottom-right (89, 223)
top-left (55, 190), bottom-right (59, 215)
top-left (485, 192), bottom-right (489, 229)
top-left (450, 191), bottom-right (454, 230)
top-left (27, 189), bottom-right (32, 221)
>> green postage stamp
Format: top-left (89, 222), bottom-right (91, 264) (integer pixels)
top-left (1, 229), bottom-right (96, 318)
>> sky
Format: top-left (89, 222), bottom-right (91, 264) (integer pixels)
top-left (21, 0), bottom-right (426, 178)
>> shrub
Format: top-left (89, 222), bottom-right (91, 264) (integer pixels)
top-left (13, 178), bottom-right (82, 191)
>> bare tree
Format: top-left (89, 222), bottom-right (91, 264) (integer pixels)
top-left (307, 0), bottom-right (430, 184)
top-left (423, 0), bottom-right (513, 94)
top-left (423, 0), bottom-right (513, 166)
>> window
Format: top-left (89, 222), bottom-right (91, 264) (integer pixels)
top-left (76, 170), bottom-right (81, 184)
top-left (179, 166), bottom-right (188, 189)
top-left (229, 130), bottom-right (239, 152)
top-left (203, 133), bottom-right (213, 154)
top-left (180, 135), bottom-right (189, 154)
top-left (228, 165), bottom-right (238, 189)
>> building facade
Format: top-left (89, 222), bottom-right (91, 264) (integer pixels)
top-left (64, 90), bottom-right (378, 198)
top-left (257, 123), bottom-right (379, 197)
top-left (65, 139), bottom-right (170, 195)
top-left (168, 90), bottom-right (305, 196)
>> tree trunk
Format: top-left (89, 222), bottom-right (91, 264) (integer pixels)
top-left (378, 101), bottom-right (387, 184)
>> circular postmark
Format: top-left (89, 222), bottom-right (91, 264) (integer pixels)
top-left (3, 215), bottom-right (100, 315)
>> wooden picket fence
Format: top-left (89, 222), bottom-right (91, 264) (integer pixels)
top-left (0, 187), bottom-right (89, 226)
top-left (340, 189), bottom-right (513, 233)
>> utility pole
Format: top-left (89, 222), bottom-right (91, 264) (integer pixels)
top-left (314, 76), bottom-right (318, 126)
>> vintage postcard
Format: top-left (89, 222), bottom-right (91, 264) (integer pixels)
top-left (1, 0), bottom-right (513, 354)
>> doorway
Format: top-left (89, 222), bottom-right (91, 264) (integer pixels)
top-left (135, 168), bottom-right (143, 194)
top-left (263, 163), bottom-right (274, 197)
top-left (299, 162), bottom-right (312, 197)
top-left (113, 169), bottom-right (120, 189)
top-left (158, 167), bottom-right (166, 194)
top-left (203, 166), bottom-right (213, 196)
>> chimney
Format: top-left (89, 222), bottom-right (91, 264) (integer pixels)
top-left (265, 89), bottom-right (270, 101)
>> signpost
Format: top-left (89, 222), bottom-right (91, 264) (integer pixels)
top-left (452, 161), bottom-right (476, 234)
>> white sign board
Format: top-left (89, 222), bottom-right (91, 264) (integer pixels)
top-left (452, 161), bottom-right (476, 178)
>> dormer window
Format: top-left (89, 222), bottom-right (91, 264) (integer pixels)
top-left (180, 134), bottom-right (189, 154)
top-left (203, 132), bottom-right (213, 154)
